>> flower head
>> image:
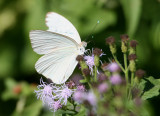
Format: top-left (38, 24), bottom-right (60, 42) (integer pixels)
top-left (86, 91), bottom-right (97, 106)
top-left (77, 84), bottom-right (85, 92)
top-left (73, 91), bottom-right (85, 103)
top-left (98, 83), bottom-right (108, 93)
top-left (54, 84), bottom-right (75, 105)
top-left (50, 101), bottom-right (62, 112)
top-left (84, 54), bottom-right (95, 74)
top-left (107, 62), bottom-right (120, 72)
top-left (35, 78), bottom-right (54, 106)
top-left (110, 74), bottom-right (122, 85)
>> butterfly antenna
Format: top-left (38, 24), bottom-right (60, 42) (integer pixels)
top-left (85, 20), bottom-right (100, 42)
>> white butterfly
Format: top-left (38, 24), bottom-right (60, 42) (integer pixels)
top-left (29, 12), bottom-right (87, 84)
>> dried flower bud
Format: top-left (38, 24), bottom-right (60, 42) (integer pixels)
top-left (106, 36), bottom-right (115, 45)
top-left (76, 55), bottom-right (84, 61)
top-left (83, 69), bottom-right (90, 76)
top-left (130, 40), bottom-right (138, 48)
top-left (66, 80), bottom-right (75, 89)
top-left (128, 54), bottom-right (137, 60)
top-left (101, 63), bottom-right (109, 71)
top-left (135, 69), bottom-right (145, 78)
top-left (134, 97), bottom-right (142, 106)
top-left (93, 48), bottom-right (102, 56)
top-left (98, 73), bottom-right (108, 82)
top-left (91, 82), bottom-right (98, 88)
top-left (71, 74), bottom-right (83, 86)
top-left (131, 88), bottom-right (140, 98)
top-left (120, 34), bottom-right (129, 42)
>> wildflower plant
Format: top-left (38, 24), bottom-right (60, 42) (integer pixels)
top-left (34, 35), bottom-right (160, 116)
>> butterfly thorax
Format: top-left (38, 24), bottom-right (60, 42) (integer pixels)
top-left (78, 41), bottom-right (87, 55)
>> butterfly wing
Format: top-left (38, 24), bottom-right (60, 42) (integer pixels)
top-left (30, 30), bottom-right (80, 84)
top-left (46, 12), bottom-right (81, 44)
top-left (30, 30), bottom-right (79, 55)
top-left (35, 48), bottom-right (78, 84)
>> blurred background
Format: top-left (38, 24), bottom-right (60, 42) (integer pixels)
top-left (0, 0), bottom-right (160, 116)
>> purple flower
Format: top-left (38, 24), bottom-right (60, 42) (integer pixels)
top-left (98, 83), bottom-right (108, 93)
top-left (35, 78), bottom-right (54, 106)
top-left (73, 91), bottom-right (85, 103)
top-left (54, 84), bottom-right (75, 105)
top-left (77, 85), bottom-right (85, 92)
top-left (84, 54), bottom-right (95, 74)
top-left (50, 101), bottom-right (62, 112)
top-left (107, 62), bottom-right (120, 72)
top-left (110, 74), bottom-right (122, 85)
top-left (86, 91), bottom-right (97, 106)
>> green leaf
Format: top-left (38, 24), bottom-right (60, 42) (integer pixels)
top-left (139, 79), bottom-right (147, 91)
top-left (142, 85), bottom-right (160, 100)
top-left (146, 76), bottom-right (160, 86)
top-left (75, 105), bottom-right (86, 116)
top-left (22, 100), bottom-right (42, 116)
top-left (120, 0), bottom-right (142, 37)
top-left (141, 76), bottom-right (160, 100)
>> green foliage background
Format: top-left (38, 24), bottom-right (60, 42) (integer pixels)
top-left (0, 0), bottom-right (160, 115)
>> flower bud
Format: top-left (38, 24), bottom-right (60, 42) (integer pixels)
top-left (120, 34), bottom-right (129, 53)
top-left (135, 69), bottom-right (145, 78)
top-left (94, 55), bottom-right (99, 67)
top-left (130, 40), bottom-right (138, 48)
top-left (129, 60), bottom-right (136, 72)
top-left (93, 48), bottom-right (102, 56)
top-left (76, 55), bottom-right (84, 61)
top-left (106, 36), bottom-right (115, 45)
top-left (128, 54), bottom-right (137, 60)
top-left (101, 63), bottom-right (108, 71)
top-left (98, 73), bottom-right (108, 82)
top-left (106, 36), bottom-right (116, 54)
top-left (83, 69), bottom-right (90, 76)
top-left (66, 80), bottom-right (75, 89)
top-left (120, 34), bottom-right (129, 42)
top-left (80, 61), bottom-right (88, 70)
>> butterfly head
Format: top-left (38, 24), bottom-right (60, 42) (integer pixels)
top-left (81, 41), bottom-right (87, 48)
top-left (78, 41), bottom-right (87, 55)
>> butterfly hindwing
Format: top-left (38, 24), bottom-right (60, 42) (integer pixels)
top-left (35, 49), bottom-right (78, 84)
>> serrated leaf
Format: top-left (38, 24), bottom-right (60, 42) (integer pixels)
top-left (139, 79), bottom-right (147, 91)
top-left (146, 76), bottom-right (160, 86)
top-left (142, 86), bottom-right (160, 100)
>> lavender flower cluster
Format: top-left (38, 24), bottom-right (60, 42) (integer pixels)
top-left (34, 34), bottom-right (146, 116)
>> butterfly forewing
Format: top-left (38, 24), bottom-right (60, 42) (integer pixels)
top-left (46, 12), bottom-right (81, 44)
top-left (30, 30), bottom-right (78, 55)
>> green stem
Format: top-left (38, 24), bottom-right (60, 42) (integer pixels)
top-left (131, 72), bottom-right (134, 87)
top-left (94, 66), bottom-right (97, 82)
top-left (124, 53), bottom-right (128, 83)
top-left (112, 54), bottom-right (125, 72)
